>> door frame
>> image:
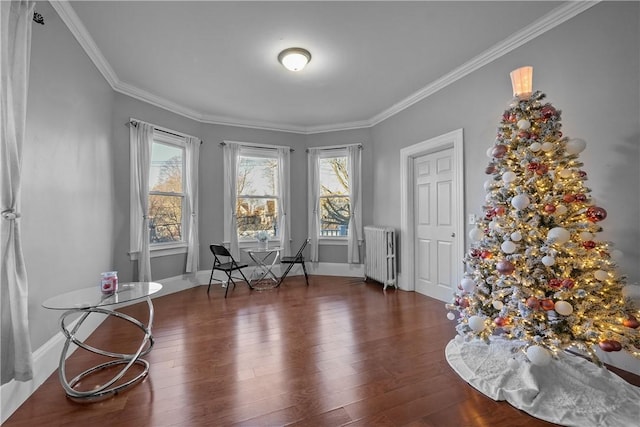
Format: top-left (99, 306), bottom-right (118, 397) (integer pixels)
top-left (399, 128), bottom-right (464, 292)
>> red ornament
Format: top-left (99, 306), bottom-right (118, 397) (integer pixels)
top-left (526, 296), bottom-right (540, 310)
top-left (549, 279), bottom-right (562, 289)
top-left (496, 260), bottom-right (515, 275)
top-left (480, 250), bottom-right (492, 259)
top-left (527, 162), bottom-right (539, 171)
top-left (561, 279), bottom-right (575, 289)
top-left (578, 170), bottom-right (587, 178)
top-left (574, 193), bottom-right (587, 202)
top-left (563, 194), bottom-right (575, 203)
top-left (492, 145), bottom-right (508, 158)
top-left (518, 131), bottom-right (530, 140)
top-left (485, 164), bottom-right (496, 174)
top-left (459, 298), bottom-right (470, 308)
top-left (535, 164), bottom-right (549, 175)
top-left (623, 315), bottom-right (640, 329)
top-left (587, 206), bottom-right (607, 222)
top-left (583, 241), bottom-right (596, 250)
top-left (544, 204), bottom-right (556, 214)
top-left (470, 249), bottom-right (481, 258)
top-left (494, 317), bottom-right (509, 327)
top-left (599, 339), bottom-right (622, 352)
top-left (495, 206), bottom-right (506, 216)
top-left (541, 105), bottom-right (557, 119)
top-left (540, 299), bottom-right (555, 311)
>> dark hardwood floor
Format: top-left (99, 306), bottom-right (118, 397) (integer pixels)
top-left (5, 275), bottom-right (639, 426)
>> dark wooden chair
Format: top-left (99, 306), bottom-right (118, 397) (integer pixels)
top-left (208, 244), bottom-right (252, 298)
top-left (277, 239), bottom-right (310, 287)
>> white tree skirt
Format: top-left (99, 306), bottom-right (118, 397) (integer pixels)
top-left (445, 338), bottom-right (640, 426)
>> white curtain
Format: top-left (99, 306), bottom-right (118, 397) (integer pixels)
top-left (347, 145), bottom-right (362, 263)
top-left (185, 137), bottom-right (200, 273)
top-left (307, 149), bottom-right (321, 262)
top-left (0, 0), bottom-right (35, 384)
top-left (223, 143), bottom-right (240, 259)
top-left (277, 147), bottom-right (291, 255)
top-left (130, 123), bottom-right (154, 281)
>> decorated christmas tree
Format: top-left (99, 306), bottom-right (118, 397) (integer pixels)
top-left (446, 67), bottom-right (640, 367)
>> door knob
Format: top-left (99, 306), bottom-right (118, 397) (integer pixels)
top-left (451, 232), bottom-right (455, 237)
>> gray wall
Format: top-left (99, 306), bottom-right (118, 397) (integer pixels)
top-left (23, 2), bottom-right (115, 349)
top-left (370, 2), bottom-right (640, 283)
top-left (19, 1), bottom-right (639, 353)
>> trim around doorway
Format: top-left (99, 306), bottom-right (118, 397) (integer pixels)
top-left (399, 129), bottom-right (464, 292)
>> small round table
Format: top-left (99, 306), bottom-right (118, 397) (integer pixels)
top-left (244, 246), bottom-right (282, 289)
top-left (42, 282), bottom-right (162, 400)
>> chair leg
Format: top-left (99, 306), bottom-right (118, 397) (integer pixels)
top-left (224, 271), bottom-right (233, 298)
top-left (277, 262), bottom-right (295, 287)
top-left (207, 266), bottom-right (216, 294)
top-left (301, 262), bottom-right (309, 286)
top-left (239, 269), bottom-right (252, 290)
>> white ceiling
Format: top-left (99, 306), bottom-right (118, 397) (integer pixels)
top-left (56, 1), bottom-right (589, 134)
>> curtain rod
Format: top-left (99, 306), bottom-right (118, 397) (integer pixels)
top-left (219, 141), bottom-right (294, 152)
top-left (127, 119), bottom-right (202, 144)
top-left (306, 143), bottom-right (363, 152)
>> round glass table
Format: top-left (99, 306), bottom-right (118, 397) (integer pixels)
top-left (42, 282), bottom-right (162, 400)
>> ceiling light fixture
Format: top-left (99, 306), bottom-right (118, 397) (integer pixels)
top-left (278, 47), bottom-right (311, 72)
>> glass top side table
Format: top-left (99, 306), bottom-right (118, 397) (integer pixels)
top-left (244, 246), bottom-right (283, 290)
top-left (42, 282), bottom-right (162, 400)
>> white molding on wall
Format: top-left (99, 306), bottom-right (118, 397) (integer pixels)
top-left (50, 1), bottom-right (598, 135)
top-left (399, 129), bottom-right (465, 293)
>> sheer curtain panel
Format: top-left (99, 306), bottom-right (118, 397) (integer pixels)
top-left (185, 137), bottom-right (200, 273)
top-left (307, 149), bottom-right (321, 262)
top-left (223, 143), bottom-right (240, 259)
top-left (277, 147), bottom-right (291, 255)
top-left (130, 123), bottom-right (153, 281)
top-left (1, 0), bottom-right (35, 384)
top-left (347, 145), bottom-right (362, 263)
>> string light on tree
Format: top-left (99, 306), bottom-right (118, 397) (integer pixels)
top-left (446, 66), bottom-right (640, 367)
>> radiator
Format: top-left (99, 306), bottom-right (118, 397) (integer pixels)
top-left (364, 226), bottom-right (397, 290)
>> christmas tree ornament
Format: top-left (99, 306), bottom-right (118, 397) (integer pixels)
top-left (541, 142), bottom-right (555, 152)
top-left (598, 339), bottom-right (622, 352)
top-left (558, 169), bottom-right (573, 179)
top-left (469, 227), bottom-right (484, 242)
top-left (554, 301), bottom-right (573, 316)
top-left (594, 270), bottom-right (609, 281)
top-left (494, 316), bottom-right (509, 326)
top-left (461, 278), bottom-right (477, 292)
top-left (561, 279), bottom-right (575, 289)
top-left (583, 241), bottom-right (596, 250)
top-left (579, 231), bottom-right (594, 241)
top-left (447, 312), bottom-right (456, 320)
top-left (554, 205), bottom-right (568, 215)
top-left (468, 315), bottom-right (486, 332)
top-left (586, 206), bottom-right (607, 222)
top-left (511, 194), bottom-right (530, 210)
top-left (541, 255), bottom-right (555, 266)
top-left (526, 296), bottom-right (540, 309)
top-left (501, 241), bottom-right (517, 254)
top-left (526, 345), bottom-right (552, 366)
top-left (544, 204), bottom-right (556, 214)
top-left (492, 300), bottom-right (504, 310)
top-left (547, 227), bottom-right (571, 244)
top-left (496, 260), bottom-right (515, 275)
top-left (492, 144), bottom-right (508, 158)
top-left (565, 138), bottom-right (587, 155)
top-left (502, 171), bottom-right (517, 183)
top-left (486, 146), bottom-right (495, 158)
top-left (517, 119), bottom-right (531, 130)
top-left (623, 315), bottom-right (639, 329)
top-left (540, 299), bottom-right (555, 311)
top-left (529, 142), bottom-right (542, 152)
top-left (510, 231), bottom-right (523, 241)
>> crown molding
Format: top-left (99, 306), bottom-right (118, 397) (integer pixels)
top-left (52, 0), bottom-right (599, 135)
top-left (369, 0), bottom-right (599, 126)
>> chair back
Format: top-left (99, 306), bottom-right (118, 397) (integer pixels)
top-left (210, 244), bottom-right (231, 258)
top-left (292, 238), bottom-right (310, 260)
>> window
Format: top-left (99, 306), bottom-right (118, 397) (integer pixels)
top-left (236, 149), bottom-right (279, 240)
top-left (148, 134), bottom-right (186, 245)
top-left (318, 152), bottom-right (350, 237)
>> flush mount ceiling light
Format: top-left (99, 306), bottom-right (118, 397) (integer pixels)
top-left (278, 47), bottom-right (311, 72)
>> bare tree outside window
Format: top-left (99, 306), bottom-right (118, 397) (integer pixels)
top-left (236, 155), bottom-right (279, 239)
top-left (148, 143), bottom-right (185, 243)
top-left (319, 156), bottom-right (350, 236)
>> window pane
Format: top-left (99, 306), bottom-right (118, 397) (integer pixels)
top-left (238, 156), bottom-right (278, 196)
top-left (150, 143), bottom-right (183, 193)
top-left (320, 195), bottom-right (349, 236)
top-left (319, 156), bottom-right (348, 195)
top-left (237, 197), bottom-right (278, 239)
top-left (149, 194), bottom-right (183, 243)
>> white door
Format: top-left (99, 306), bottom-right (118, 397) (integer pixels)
top-left (414, 148), bottom-right (456, 301)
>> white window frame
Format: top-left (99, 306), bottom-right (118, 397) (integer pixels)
top-left (317, 148), bottom-right (350, 245)
top-left (130, 130), bottom-right (190, 259)
top-left (236, 147), bottom-right (280, 246)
